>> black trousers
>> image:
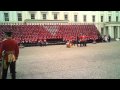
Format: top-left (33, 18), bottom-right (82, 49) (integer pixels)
top-left (0, 62), bottom-right (2, 78)
top-left (2, 62), bottom-right (16, 79)
top-left (80, 41), bottom-right (87, 47)
top-left (10, 62), bottom-right (16, 73)
top-left (83, 41), bottom-right (87, 46)
top-left (77, 41), bottom-right (79, 47)
top-left (80, 42), bottom-right (83, 47)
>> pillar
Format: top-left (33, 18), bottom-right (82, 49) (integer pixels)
top-left (109, 26), bottom-right (114, 39)
top-left (118, 26), bottom-right (120, 38)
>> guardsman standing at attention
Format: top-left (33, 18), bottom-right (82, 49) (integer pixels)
top-left (0, 39), bottom-right (2, 79)
top-left (1, 32), bottom-right (19, 79)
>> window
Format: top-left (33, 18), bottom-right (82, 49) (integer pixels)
top-left (64, 14), bottom-right (68, 20)
top-left (109, 16), bottom-right (111, 22)
top-left (74, 15), bottom-right (77, 22)
top-left (116, 16), bottom-right (118, 22)
top-left (43, 14), bottom-right (46, 20)
top-left (101, 16), bottom-right (103, 22)
top-left (54, 14), bottom-right (57, 20)
top-left (31, 14), bottom-right (35, 19)
top-left (17, 13), bottom-right (22, 21)
top-left (83, 15), bottom-right (86, 22)
top-left (4, 13), bottom-right (9, 21)
top-left (92, 15), bottom-right (95, 22)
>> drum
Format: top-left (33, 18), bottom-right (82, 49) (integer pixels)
top-left (66, 42), bottom-right (71, 48)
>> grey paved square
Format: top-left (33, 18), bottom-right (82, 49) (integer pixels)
top-left (7, 41), bottom-right (120, 79)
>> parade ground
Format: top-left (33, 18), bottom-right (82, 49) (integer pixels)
top-left (7, 41), bottom-right (120, 79)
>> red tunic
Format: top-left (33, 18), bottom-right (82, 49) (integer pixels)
top-left (0, 42), bottom-right (2, 61)
top-left (1, 39), bottom-right (19, 62)
top-left (80, 36), bottom-right (83, 41)
top-left (0, 48), bottom-right (2, 61)
top-left (80, 35), bottom-right (87, 42)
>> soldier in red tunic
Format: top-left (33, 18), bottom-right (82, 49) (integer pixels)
top-left (80, 34), bottom-right (87, 47)
top-left (82, 35), bottom-right (87, 47)
top-left (0, 40), bottom-right (2, 61)
top-left (0, 40), bottom-right (2, 78)
top-left (79, 35), bottom-right (83, 47)
top-left (1, 32), bottom-right (19, 79)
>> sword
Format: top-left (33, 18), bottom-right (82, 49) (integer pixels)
top-left (0, 51), bottom-right (4, 79)
top-left (1, 51), bottom-right (7, 70)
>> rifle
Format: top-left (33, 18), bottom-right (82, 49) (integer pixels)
top-left (2, 51), bottom-right (7, 69)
